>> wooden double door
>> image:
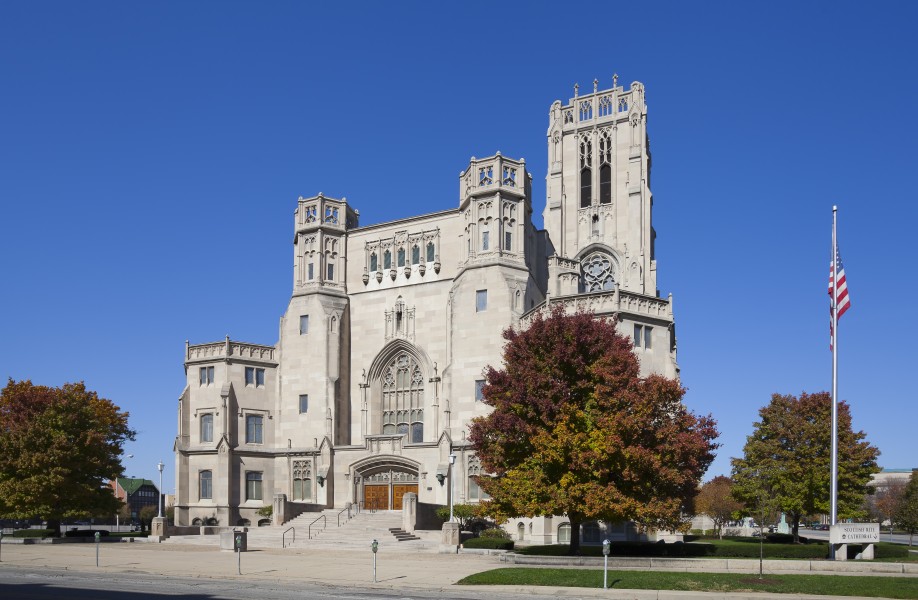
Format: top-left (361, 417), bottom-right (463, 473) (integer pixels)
top-left (364, 483), bottom-right (418, 510)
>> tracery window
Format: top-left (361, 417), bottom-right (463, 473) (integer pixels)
top-left (411, 245), bottom-right (420, 265)
top-left (426, 242), bottom-right (435, 262)
top-left (370, 252), bottom-right (378, 272)
top-left (581, 253), bottom-right (616, 292)
top-left (292, 461), bottom-right (312, 501)
top-left (381, 353), bottom-right (424, 443)
top-left (579, 136), bottom-right (592, 208)
top-left (397, 248), bottom-right (406, 268)
top-left (384, 250), bottom-right (392, 270)
top-left (599, 131), bottom-right (612, 204)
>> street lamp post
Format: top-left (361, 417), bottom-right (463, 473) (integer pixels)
top-left (448, 453), bottom-right (456, 522)
top-left (157, 460), bottom-right (164, 518)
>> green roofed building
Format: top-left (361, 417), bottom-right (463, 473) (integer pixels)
top-left (110, 477), bottom-right (161, 521)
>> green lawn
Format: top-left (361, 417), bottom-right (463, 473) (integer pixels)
top-left (458, 568), bottom-right (918, 599)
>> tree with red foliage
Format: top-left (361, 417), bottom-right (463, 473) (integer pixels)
top-left (695, 475), bottom-right (743, 538)
top-left (0, 379), bottom-right (135, 536)
top-left (468, 308), bottom-right (719, 555)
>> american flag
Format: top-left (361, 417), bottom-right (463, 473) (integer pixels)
top-left (828, 247), bottom-right (850, 349)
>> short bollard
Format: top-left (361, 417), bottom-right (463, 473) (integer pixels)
top-left (371, 539), bottom-right (379, 582)
top-left (95, 531), bottom-right (101, 567)
top-left (235, 533), bottom-right (243, 575)
top-left (602, 539), bottom-right (610, 589)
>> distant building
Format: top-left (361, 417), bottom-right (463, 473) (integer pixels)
top-left (110, 477), bottom-right (161, 520)
top-left (869, 468), bottom-right (916, 491)
top-left (174, 78), bottom-right (680, 542)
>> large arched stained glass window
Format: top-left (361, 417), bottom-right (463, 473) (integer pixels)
top-left (381, 353), bottom-right (424, 443)
top-left (581, 253), bottom-right (616, 292)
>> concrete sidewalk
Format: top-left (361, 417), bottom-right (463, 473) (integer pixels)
top-left (0, 540), bottom-right (915, 600)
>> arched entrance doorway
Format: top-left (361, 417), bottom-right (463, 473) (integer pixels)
top-left (354, 459), bottom-right (419, 510)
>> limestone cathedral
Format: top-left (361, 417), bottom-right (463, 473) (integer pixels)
top-left (174, 78), bottom-right (679, 543)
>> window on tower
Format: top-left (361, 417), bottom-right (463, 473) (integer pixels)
top-left (580, 168), bottom-right (592, 207)
top-left (600, 164), bottom-right (611, 204)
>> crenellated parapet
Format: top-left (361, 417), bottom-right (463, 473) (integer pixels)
top-left (185, 337), bottom-right (277, 364)
top-left (459, 153), bottom-right (531, 207)
top-left (520, 286), bottom-right (673, 329)
top-left (551, 76), bottom-right (646, 133)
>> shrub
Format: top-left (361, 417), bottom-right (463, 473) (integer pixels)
top-left (873, 543), bottom-right (909, 559)
top-left (463, 537), bottom-right (514, 550)
top-left (520, 542), bottom-right (715, 557)
top-left (9, 529), bottom-right (54, 538)
top-left (479, 527), bottom-right (511, 540)
top-left (64, 529), bottom-right (110, 538)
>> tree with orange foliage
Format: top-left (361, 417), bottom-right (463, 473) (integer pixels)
top-left (0, 379), bottom-right (135, 536)
top-left (469, 308), bottom-right (719, 555)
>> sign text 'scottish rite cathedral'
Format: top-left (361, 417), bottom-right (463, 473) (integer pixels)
top-left (175, 79), bottom-right (678, 543)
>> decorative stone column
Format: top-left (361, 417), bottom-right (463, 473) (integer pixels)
top-left (401, 492), bottom-right (417, 534)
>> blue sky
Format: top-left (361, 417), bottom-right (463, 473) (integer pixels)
top-left (2, 1), bottom-right (915, 494)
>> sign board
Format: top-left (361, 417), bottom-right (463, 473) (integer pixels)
top-left (829, 523), bottom-right (879, 544)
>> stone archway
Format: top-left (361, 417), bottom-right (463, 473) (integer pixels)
top-left (354, 457), bottom-right (419, 511)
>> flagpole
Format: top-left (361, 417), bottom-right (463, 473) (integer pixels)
top-left (830, 205), bottom-right (839, 557)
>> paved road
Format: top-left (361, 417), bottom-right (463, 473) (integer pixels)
top-left (0, 567), bottom-right (522, 600)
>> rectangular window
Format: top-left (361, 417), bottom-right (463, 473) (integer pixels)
top-left (246, 415), bottom-right (263, 444)
top-left (426, 243), bottom-right (435, 262)
top-left (412, 245), bottom-right (420, 265)
top-left (299, 315), bottom-right (309, 335)
top-left (481, 230), bottom-right (489, 251)
top-left (199, 366), bottom-right (214, 385)
top-left (327, 263), bottom-right (334, 280)
top-left (245, 367), bottom-right (265, 387)
top-left (475, 380), bottom-right (486, 401)
top-left (397, 248), bottom-right (405, 267)
top-left (246, 471), bottom-right (263, 501)
top-left (504, 231), bottom-right (512, 251)
top-left (644, 326), bottom-right (652, 350)
top-left (308, 262), bottom-right (314, 280)
top-left (199, 470), bottom-right (212, 499)
top-left (476, 289), bottom-right (487, 312)
top-left (299, 394), bottom-right (308, 414)
top-left (633, 324), bottom-right (642, 348)
top-left (200, 414), bottom-right (213, 443)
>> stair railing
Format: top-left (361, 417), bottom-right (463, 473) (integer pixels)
top-left (308, 514), bottom-right (326, 539)
top-left (337, 506), bottom-right (351, 527)
top-left (282, 526), bottom-right (295, 548)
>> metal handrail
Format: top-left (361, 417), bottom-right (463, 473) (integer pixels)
top-left (337, 506), bottom-right (351, 527)
top-left (308, 514), bottom-right (326, 539)
top-left (283, 526), bottom-right (295, 548)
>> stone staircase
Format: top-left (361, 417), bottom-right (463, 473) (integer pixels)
top-left (163, 509), bottom-right (439, 551)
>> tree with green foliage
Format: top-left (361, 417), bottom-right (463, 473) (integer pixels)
top-left (731, 392), bottom-right (879, 542)
top-left (894, 471), bottom-right (918, 546)
top-left (435, 503), bottom-right (479, 530)
top-left (469, 307), bottom-right (719, 555)
top-left (0, 379), bottom-right (135, 536)
top-left (139, 505), bottom-right (158, 532)
top-left (694, 476), bottom-right (743, 538)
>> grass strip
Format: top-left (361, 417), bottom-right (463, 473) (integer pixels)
top-left (457, 568), bottom-right (918, 599)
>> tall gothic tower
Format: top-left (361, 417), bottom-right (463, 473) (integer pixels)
top-left (540, 77), bottom-right (677, 378)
